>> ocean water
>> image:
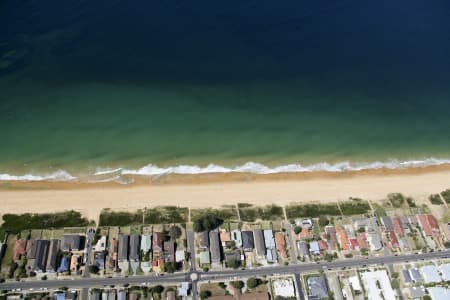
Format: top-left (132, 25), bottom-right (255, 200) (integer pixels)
top-left (1, 0), bottom-right (450, 180)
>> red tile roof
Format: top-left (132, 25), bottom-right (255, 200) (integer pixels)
top-left (318, 240), bottom-right (328, 251)
top-left (275, 233), bottom-right (288, 259)
top-left (392, 217), bottom-right (404, 237)
top-left (418, 214), bottom-right (432, 236)
top-left (336, 226), bottom-right (349, 251)
top-left (427, 214), bottom-right (440, 231)
top-left (13, 239), bottom-right (27, 261)
top-left (389, 231), bottom-right (399, 248)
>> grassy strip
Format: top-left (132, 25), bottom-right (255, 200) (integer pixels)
top-left (339, 198), bottom-right (371, 215)
top-left (237, 204), bottom-right (283, 222)
top-left (144, 206), bottom-right (188, 224)
top-left (99, 209), bottom-right (143, 226)
top-left (286, 203), bottom-right (340, 219)
top-left (1, 211), bottom-right (89, 234)
top-left (191, 206), bottom-right (239, 222)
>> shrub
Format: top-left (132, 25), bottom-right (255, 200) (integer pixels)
top-left (200, 291), bottom-right (212, 299)
top-left (230, 281), bottom-right (244, 290)
top-left (246, 277), bottom-right (261, 289)
top-left (169, 225), bottom-right (182, 240)
top-left (318, 215), bottom-right (330, 227)
top-left (340, 198), bottom-right (370, 215)
top-left (192, 214), bottom-right (223, 232)
top-left (441, 189), bottom-right (450, 204)
top-left (286, 203), bottom-right (340, 219)
top-left (387, 193), bottom-right (405, 208)
top-left (293, 226), bottom-right (302, 235)
top-left (99, 210), bottom-right (142, 226)
top-left (429, 194), bottom-right (443, 205)
top-left (88, 265), bottom-right (99, 274)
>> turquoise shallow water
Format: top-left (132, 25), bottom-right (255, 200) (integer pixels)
top-left (1, 0), bottom-right (450, 179)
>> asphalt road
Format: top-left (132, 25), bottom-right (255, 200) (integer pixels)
top-left (2, 250), bottom-right (449, 292)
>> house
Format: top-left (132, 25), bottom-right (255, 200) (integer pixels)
top-left (219, 230), bottom-right (231, 247)
top-left (361, 270), bottom-right (395, 300)
top-left (309, 241), bottom-right (320, 255)
top-left (175, 250), bottom-right (185, 263)
top-left (94, 252), bottom-right (105, 270)
top-left (209, 230), bottom-right (221, 264)
top-left (389, 231), bottom-right (399, 249)
top-left (253, 229), bottom-right (266, 259)
top-left (129, 235), bottom-right (140, 262)
top-left (402, 269), bottom-right (412, 283)
top-left (117, 290), bottom-right (126, 300)
top-left (381, 216), bottom-right (394, 231)
top-left (26, 239), bottom-right (37, 259)
top-left (417, 214), bottom-right (433, 236)
top-left (357, 233), bottom-right (368, 250)
top-left (152, 258), bottom-right (164, 273)
top-left (34, 240), bottom-right (50, 272)
top-left (299, 227), bottom-right (313, 240)
top-left (349, 238), bottom-right (358, 250)
top-left (178, 282), bottom-right (191, 297)
top-left (164, 240), bottom-right (176, 263)
top-left (225, 249), bottom-right (241, 265)
top-left (60, 235), bottom-right (85, 252)
top-left (428, 287), bottom-right (450, 300)
top-left (141, 235), bottom-right (151, 253)
top-left (409, 287), bottom-right (426, 299)
top-left (392, 217), bottom-right (404, 237)
top-left (263, 230), bottom-right (275, 248)
top-left (297, 241), bottom-right (309, 258)
top-left (91, 291), bottom-right (100, 300)
top-left (13, 239), bottom-right (27, 262)
top-left (307, 276), bottom-right (329, 300)
top-left (166, 291), bottom-right (175, 300)
top-left (266, 248), bottom-right (277, 263)
top-left (230, 230), bottom-right (242, 248)
top-left (55, 293), bottom-right (66, 300)
top-left (108, 290), bottom-right (116, 300)
top-left (199, 250), bottom-right (210, 265)
top-left (108, 238), bottom-right (118, 270)
top-left (409, 268), bottom-right (422, 283)
top-left (440, 263), bottom-right (450, 281)
top-left (336, 226), bottom-right (349, 251)
top-left (46, 239), bottom-right (60, 272)
top-left (421, 265), bottom-right (441, 283)
top-left (349, 276), bottom-right (362, 293)
top-left (318, 240), bottom-right (328, 251)
top-left (118, 235), bottom-right (129, 261)
top-left (153, 232), bottom-right (163, 254)
top-left (275, 233), bottom-right (288, 259)
top-left (242, 231), bottom-right (254, 252)
top-left (57, 256), bottom-right (69, 273)
top-left (367, 233), bottom-right (383, 251)
top-left (324, 226), bottom-right (337, 250)
top-left (272, 278), bottom-right (296, 298)
top-left (198, 231), bottom-right (209, 249)
top-left (94, 236), bottom-right (107, 252)
top-left (70, 254), bottom-right (80, 273)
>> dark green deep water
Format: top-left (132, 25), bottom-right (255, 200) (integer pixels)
top-left (1, 0), bottom-right (450, 179)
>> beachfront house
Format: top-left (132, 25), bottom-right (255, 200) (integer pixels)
top-left (242, 231), bottom-right (254, 252)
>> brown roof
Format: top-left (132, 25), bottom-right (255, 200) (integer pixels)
top-left (275, 233), bottom-right (287, 258)
top-left (220, 231), bottom-right (231, 244)
top-left (164, 240), bottom-right (175, 263)
top-left (153, 232), bottom-right (163, 252)
top-left (299, 228), bottom-right (313, 239)
top-left (13, 239), bottom-right (27, 261)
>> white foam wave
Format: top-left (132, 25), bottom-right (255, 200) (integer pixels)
top-left (0, 170), bottom-right (75, 181)
top-left (1, 158), bottom-right (450, 182)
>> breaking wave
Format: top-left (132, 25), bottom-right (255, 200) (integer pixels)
top-left (1, 158), bottom-right (450, 182)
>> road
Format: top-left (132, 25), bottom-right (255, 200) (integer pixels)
top-left (2, 250), bottom-right (449, 293)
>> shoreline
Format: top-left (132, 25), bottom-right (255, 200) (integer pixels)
top-left (1, 165), bottom-right (450, 222)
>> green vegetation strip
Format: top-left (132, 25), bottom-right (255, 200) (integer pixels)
top-left (286, 203), bottom-right (340, 219)
top-left (99, 206), bottom-right (188, 226)
top-left (339, 198), bottom-right (371, 215)
top-left (237, 203), bottom-right (284, 222)
top-left (1, 211), bottom-right (89, 234)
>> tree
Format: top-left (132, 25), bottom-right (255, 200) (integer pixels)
top-left (293, 226), bottom-right (302, 235)
top-left (150, 285), bottom-right (164, 294)
top-left (164, 262), bottom-right (176, 273)
top-left (200, 290), bottom-right (212, 299)
top-left (246, 277), bottom-right (261, 289)
top-left (88, 265), bottom-right (99, 274)
top-left (318, 215), bottom-right (329, 227)
top-left (423, 296), bottom-right (432, 300)
top-left (230, 281), bottom-right (244, 290)
top-left (444, 241), bottom-right (450, 249)
top-left (227, 259), bottom-right (240, 269)
top-left (169, 225), bottom-right (182, 240)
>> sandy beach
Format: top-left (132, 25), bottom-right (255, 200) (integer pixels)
top-left (1, 166), bottom-right (450, 222)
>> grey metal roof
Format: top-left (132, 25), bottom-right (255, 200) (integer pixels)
top-left (209, 230), bottom-right (221, 263)
top-left (46, 239), bottom-right (60, 272)
top-left (307, 276), bottom-right (328, 299)
top-left (199, 231), bottom-right (209, 249)
top-left (242, 231), bottom-right (254, 251)
top-left (118, 235), bottom-right (129, 261)
top-left (381, 216), bottom-right (394, 231)
top-left (60, 235), bottom-right (84, 252)
top-left (410, 268), bottom-right (423, 282)
top-left (34, 240), bottom-right (50, 272)
top-left (402, 269), bottom-right (412, 283)
top-left (253, 229), bottom-right (266, 257)
top-left (129, 235), bottom-right (140, 261)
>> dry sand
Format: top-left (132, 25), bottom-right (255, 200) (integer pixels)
top-left (1, 167), bottom-right (450, 222)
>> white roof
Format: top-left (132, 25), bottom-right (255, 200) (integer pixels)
top-left (175, 250), bottom-right (185, 262)
top-left (263, 230), bottom-right (275, 248)
top-left (421, 265), bottom-right (441, 283)
top-left (94, 236), bottom-right (107, 252)
top-left (349, 276), bottom-right (362, 291)
top-left (361, 270), bottom-right (395, 300)
top-left (140, 235), bottom-right (151, 252)
top-left (309, 241), bottom-right (320, 253)
top-left (272, 278), bottom-right (296, 297)
top-left (440, 263), bottom-right (450, 281)
top-left (428, 287), bottom-right (450, 300)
